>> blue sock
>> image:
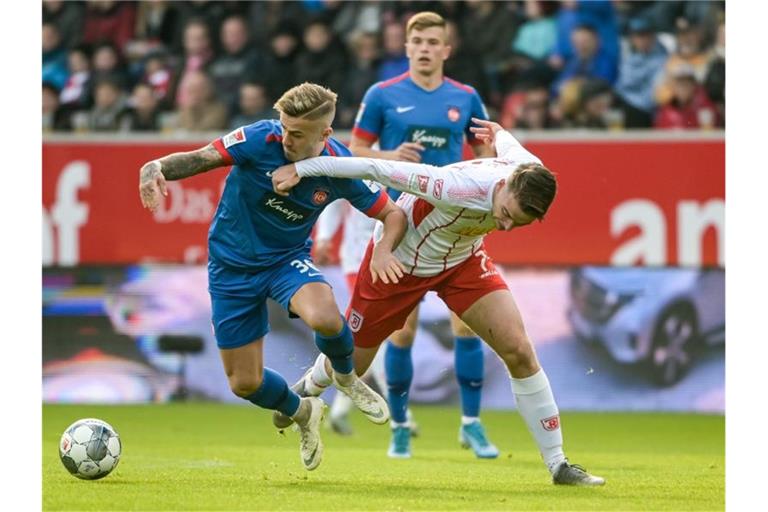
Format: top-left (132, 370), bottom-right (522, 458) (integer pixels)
top-left (455, 336), bottom-right (483, 418)
top-left (315, 319), bottom-right (354, 375)
top-left (385, 341), bottom-right (413, 424)
top-left (245, 368), bottom-right (301, 417)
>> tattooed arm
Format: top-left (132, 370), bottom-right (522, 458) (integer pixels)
top-left (139, 143), bottom-right (226, 211)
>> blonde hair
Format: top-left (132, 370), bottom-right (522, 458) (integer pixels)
top-left (273, 82), bottom-right (337, 122)
top-left (406, 11), bottom-right (446, 37)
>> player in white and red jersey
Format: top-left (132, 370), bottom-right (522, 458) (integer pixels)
top-left (272, 118), bottom-right (606, 486)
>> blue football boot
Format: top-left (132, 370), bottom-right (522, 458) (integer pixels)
top-left (459, 421), bottom-right (499, 459)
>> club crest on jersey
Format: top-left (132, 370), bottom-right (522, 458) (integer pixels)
top-left (312, 188), bottom-right (330, 205)
top-left (433, 179), bottom-right (444, 199)
top-left (541, 415), bottom-right (560, 431)
top-left (447, 106), bottom-right (461, 122)
top-left (222, 127), bottom-right (246, 148)
top-left (349, 309), bottom-right (364, 332)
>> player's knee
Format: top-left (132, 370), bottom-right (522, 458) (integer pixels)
top-left (390, 325), bottom-right (416, 346)
top-left (228, 372), bottom-right (264, 398)
top-left (497, 336), bottom-right (537, 373)
top-left (302, 305), bottom-right (343, 336)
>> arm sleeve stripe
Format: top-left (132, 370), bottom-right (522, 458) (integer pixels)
top-left (364, 192), bottom-right (388, 218)
top-left (352, 126), bottom-right (379, 143)
top-left (212, 139), bottom-right (234, 165)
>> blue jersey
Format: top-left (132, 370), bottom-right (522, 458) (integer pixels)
top-left (209, 120), bottom-right (387, 271)
top-left (352, 72), bottom-right (489, 167)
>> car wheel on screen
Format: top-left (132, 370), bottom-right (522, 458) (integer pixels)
top-left (648, 303), bottom-right (698, 387)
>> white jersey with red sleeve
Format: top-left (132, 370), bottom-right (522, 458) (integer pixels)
top-left (295, 131), bottom-right (542, 277)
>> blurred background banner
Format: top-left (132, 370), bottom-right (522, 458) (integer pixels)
top-left (43, 133), bottom-right (724, 267)
top-left (43, 263), bottom-right (724, 412)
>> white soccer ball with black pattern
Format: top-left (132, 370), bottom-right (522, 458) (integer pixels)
top-left (59, 418), bottom-right (121, 480)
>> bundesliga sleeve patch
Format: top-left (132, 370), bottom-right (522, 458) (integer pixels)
top-left (222, 127), bottom-right (247, 148)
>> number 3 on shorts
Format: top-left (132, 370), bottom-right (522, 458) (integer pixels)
top-left (290, 258), bottom-right (322, 277)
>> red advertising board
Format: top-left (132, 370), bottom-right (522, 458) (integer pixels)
top-left (42, 136), bottom-right (724, 267)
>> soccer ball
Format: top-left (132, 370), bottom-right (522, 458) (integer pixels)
top-left (59, 418), bottom-right (121, 480)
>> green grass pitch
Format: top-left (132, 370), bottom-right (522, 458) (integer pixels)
top-left (43, 404), bottom-right (724, 511)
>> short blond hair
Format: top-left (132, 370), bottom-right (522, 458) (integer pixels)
top-left (273, 82), bottom-right (337, 121)
top-left (406, 11), bottom-right (446, 37)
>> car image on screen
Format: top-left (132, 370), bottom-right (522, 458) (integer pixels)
top-left (567, 267), bottom-right (724, 387)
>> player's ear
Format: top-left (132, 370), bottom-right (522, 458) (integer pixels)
top-left (322, 126), bottom-right (333, 140)
top-left (443, 44), bottom-right (452, 60)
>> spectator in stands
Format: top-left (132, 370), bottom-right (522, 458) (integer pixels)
top-left (209, 15), bottom-right (264, 115)
top-left (704, 18), bottom-right (725, 127)
top-left (119, 83), bottom-right (161, 132)
top-left (43, 0), bottom-right (85, 49)
top-left (549, 0), bottom-right (619, 73)
top-left (295, 18), bottom-right (348, 95)
top-left (128, 1), bottom-right (183, 60)
top-left (500, 84), bottom-right (559, 130)
top-left (654, 65), bottom-right (718, 130)
top-left (59, 46), bottom-right (92, 112)
top-left (91, 42), bottom-right (131, 91)
top-left (229, 82), bottom-right (277, 129)
top-left (82, 0), bottom-right (137, 54)
top-left (141, 50), bottom-right (173, 107)
top-left (460, 1), bottom-right (522, 107)
top-left (572, 78), bottom-right (614, 129)
top-left (444, 20), bottom-right (491, 104)
top-left (338, 31), bottom-right (380, 129)
top-left (330, 0), bottom-right (382, 44)
top-left (613, 17), bottom-right (668, 128)
top-left (246, 0), bottom-right (307, 49)
top-left (174, 18), bottom-right (215, 108)
top-left (551, 23), bottom-right (617, 96)
top-left (86, 78), bottom-right (127, 132)
top-left (655, 16), bottom-right (711, 106)
top-left (377, 21), bottom-right (408, 81)
top-left (43, 82), bottom-right (70, 132)
top-left (175, 71), bottom-right (228, 132)
top-left (513, 0), bottom-right (559, 62)
top-left (42, 23), bottom-right (69, 91)
top-left (261, 21), bottom-right (302, 103)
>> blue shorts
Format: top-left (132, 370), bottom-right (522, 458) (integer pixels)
top-left (208, 255), bottom-right (329, 349)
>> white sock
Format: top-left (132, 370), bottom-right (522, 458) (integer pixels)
top-left (511, 369), bottom-right (566, 474)
top-left (369, 345), bottom-right (388, 393)
top-left (390, 420), bottom-right (408, 429)
top-left (306, 354), bottom-right (332, 395)
top-left (461, 416), bottom-right (480, 425)
top-left (330, 391), bottom-right (353, 419)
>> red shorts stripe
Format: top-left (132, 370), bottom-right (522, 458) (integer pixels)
top-left (345, 244), bottom-right (508, 348)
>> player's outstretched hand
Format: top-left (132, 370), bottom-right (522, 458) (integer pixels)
top-left (390, 142), bottom-right (425, 163)
top-left (469, 118), bottom-right (504, 149)
top-left (272, 164), bottom-right (301, 196)
top-left (139, 160), bottom-right (167, 212)
top-left (370, 246), bottom-right (406, 285)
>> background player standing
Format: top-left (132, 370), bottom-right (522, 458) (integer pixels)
top-left (346, 11), bottom-right (498, 459)
top-left (138, 83), bottom-right (407, 471)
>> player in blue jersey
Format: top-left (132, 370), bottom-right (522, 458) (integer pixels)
top-left (338, 11), bottom-right (500, 460)
top-left (138, 83), bottom-right (408, 471)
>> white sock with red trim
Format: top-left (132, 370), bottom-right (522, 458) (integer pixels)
top-left (306, 354), bottom-right (333, 395)
top-left (511, 368), bottom-right (566, 474)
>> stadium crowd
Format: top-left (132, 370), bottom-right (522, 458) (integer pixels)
top-left (42, 0), bottom-right (725, 133)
